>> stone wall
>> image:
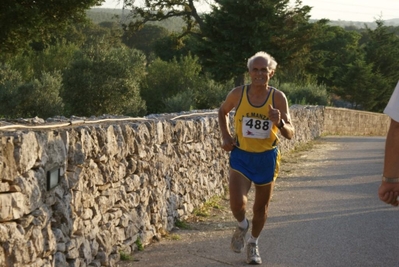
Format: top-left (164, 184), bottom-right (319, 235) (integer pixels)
top-left (323, 107), bottom-right (390, 136)
top-left (0, 106), bottom-right (390, 267)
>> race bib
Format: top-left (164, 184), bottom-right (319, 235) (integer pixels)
top-left (242, 117), bottom-right (272, 139)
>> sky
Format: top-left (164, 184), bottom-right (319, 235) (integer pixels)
top-left (100, 0), bottom-right (399, 22)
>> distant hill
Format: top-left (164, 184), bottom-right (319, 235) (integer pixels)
top-left (87, 8), bottom-right (123, 24)
top-left (324, 18), bottom-right (399, 29)
top-left (87, 8), bottom-right (185, 32)
top-left (87, 8), bottom-right (399, 30)
top-left (385, 18), bottom-right (399, 26)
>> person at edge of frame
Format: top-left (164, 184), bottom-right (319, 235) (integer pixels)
top-left (218, 51), bottom-right (295, 265)
top-left (378, 80), bottom-right (399, 207)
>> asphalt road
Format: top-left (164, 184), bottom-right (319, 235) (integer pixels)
top-left (118, 136), bottom-right (399, 267)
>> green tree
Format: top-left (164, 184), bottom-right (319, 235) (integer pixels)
top-left (333, 20), bottom-right (399, 112)
top-left (163, 90), bottom-right (195, 113)
top-left (364, 20), bottom-right (399, 95)
top-left (141, 54), bottom-right (203, 114)
top-left (321, 20), bottom-right (399, 112)
top-left (279, 82), bottom-right (330, 106)
top-left (122, 24), bottom-right (170, 62)
top-left (196, 0), bottom-right (314, 85)
top-left (62, 46), bottom-right (147, 117)
top-left (0, 67), bottom-right (64, 119)
top-left (0, 65), bottom-right (24, 118)
top-left (125, 1), bottom-right (316, 80)
top-left (80, 21), bottom-right (125, 50)
top-left (141, 54), bottom-right (230, 114)
top-left (0, 0), bottom-right (104, 59)
top-left (306, 24), bottom-right (363, 88)
top-left (6, 41), bottom-right (80, 81)
top-left (153, 34), bottom-right (196, 62)
top-left (124, 0), bottom-right (206, 35)
top-left (334, 58), bottom-right (374, 110)
top-left (194, 77), bottom-right (234, 110)
top-left (14, 72), bottom-right (65, 118)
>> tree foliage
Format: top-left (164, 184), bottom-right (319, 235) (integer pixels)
top-left (0, 66), bottom-right (64, 118)
top-left (124, 0), bottom-right (206, 35)
top-left (62, 46), bottom-right (147, 117)
top-left (141, 54), bottom-right (231, 114)
top-left (194, 0), bottom-right (314, 85)
top-left (0, 65), bottom-right (24, 118)
top-left (307, 24), bottom-right (363, 87)
top-left (14, 72), bottom-right (65, 118)
top-left (333, 21), bottom-right (399, 111)
top-left (6, 41), bottom-right (80, 81)
top-left (363, 20), bottom-right (399, 89)
top-left (0, 0), bottom-right (105, 59)
top-left (124, 0), bottom-right (316, 85)
top-left (2, 1), bottom-right (399, 118)
top-left (141, 54), bottom-right (202, 114)
top-left (279, 82), bottom-right (330, 106)
top-left (122, 24), bottom-right (170, 61)
top-left (334, 58), bottom-right (375, 109)
top-left (153, 34), bottom-right (197, 62)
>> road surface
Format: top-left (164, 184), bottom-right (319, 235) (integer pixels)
top-left (118, 136), bottom-right (399, 267)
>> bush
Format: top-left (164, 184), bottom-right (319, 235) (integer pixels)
top-left (278, 82), bottom-right (330, 106)
top-left (15, 71), bottom-right (64, 119)
top-left (0, 65), bottom-right (63, 119)
top-left (141, 54), bottom-right (231, 114)
top-left (163, 90), bottom-right (194, 113)
top-left (141, 54), bottom-right (202, 114)
top-left (195, 77), bottom-right (233, 110)
top-left (62, 46), bottom-right (147, 117)
top-left (6, 41), bottom-right (79, 81)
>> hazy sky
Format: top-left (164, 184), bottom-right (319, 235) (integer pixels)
top-left (295, 0), bottom-right (399, 22)
top-left (101, 0), bottom-right (399, 22)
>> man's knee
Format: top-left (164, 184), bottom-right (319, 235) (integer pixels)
top-left (253, 204), bottom-right (268, 217)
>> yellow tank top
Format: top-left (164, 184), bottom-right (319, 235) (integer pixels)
top-left (234, 85), bottom-right (279, 152)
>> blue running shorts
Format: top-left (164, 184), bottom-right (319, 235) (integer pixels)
top-left (230, 147), bottom-right (280, 186)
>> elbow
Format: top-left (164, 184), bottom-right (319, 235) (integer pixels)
top-left (218, 107), bottom-right (225, 117)
top-left (284, 129), bottom-right (295, 140)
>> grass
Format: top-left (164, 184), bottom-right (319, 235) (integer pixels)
top-left (161, 231), bottom-right (182, 241)
top-left (192, 195), bottom-right (225, 218)
top-left (119, 251), bottom-right (134, 261)
top-left (280, 139), bottom-right (320, 164)
top-left (135, 237), bottom-right (144, 251)
top-left (169, 234), bottom-right (181, 240)
top-left (175, 219), bottom-right (190, 229)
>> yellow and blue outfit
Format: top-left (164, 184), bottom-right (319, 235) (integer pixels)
top-left (230, 85), bottom-right (281, 185)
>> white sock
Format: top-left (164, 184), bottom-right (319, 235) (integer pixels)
top-left (238, 218), bottom-right (248, 229)
top-left (247, 235), bottom-right (258, 244)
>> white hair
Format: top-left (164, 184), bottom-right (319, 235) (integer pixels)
top-left (247, 51), bottom-right (278, 70)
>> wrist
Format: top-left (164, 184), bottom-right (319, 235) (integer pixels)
top-left (277, 119), bottom-right (285, 129)
top-left (382, 176), bottom-right (399, 183)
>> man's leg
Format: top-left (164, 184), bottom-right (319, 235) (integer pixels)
top-left (251, 182), bottom-right (274, 237)
top-left (246, 182), bottom-right (274, 264)
top-left (229, 169), bottom-right (252, 222)
top-left (229, 169), bottom-right (251, 253)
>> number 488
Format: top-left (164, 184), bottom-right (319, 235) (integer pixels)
top-left (245, 118), bottom-right (269, 130)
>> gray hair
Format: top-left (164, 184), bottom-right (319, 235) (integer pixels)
top-left (247, 51), bottom-right (278, 70)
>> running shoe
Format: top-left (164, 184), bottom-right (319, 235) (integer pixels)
top-left (230, 218), bottom-right (249, 253)
top-left (246, 242), bottom-right (262, 265)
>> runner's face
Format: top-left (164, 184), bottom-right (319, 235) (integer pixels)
top-left (249, 57), bottom-right (273, 86)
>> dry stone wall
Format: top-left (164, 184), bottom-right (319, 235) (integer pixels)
top-left (0, 106), bottom-right (390, 267)
top-left (323, 107), bottom-right (390, 136)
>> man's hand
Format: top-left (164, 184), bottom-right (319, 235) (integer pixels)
top-left (378, 182), bottom-right (399, 207)
top-left (268, 104), bottom-right (281, 126)
top-left (221, 135), bottom-right (236, 152)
